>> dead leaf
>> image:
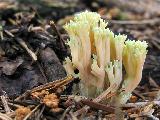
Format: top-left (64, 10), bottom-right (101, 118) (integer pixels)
top-left (0, 58), bottom-right (23, 75)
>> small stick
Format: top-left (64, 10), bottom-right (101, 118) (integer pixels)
top-left (28, 26), bottom-right (44, 32)
top-left (16, 38), bottom-right (37, 61)
top-left (60, 106), bottom-right (72, 120)
top-left (69, 111), bottom-right (78, 120)
top-left (31, 75), bottom-right (73, 93)
top-left (0, 26), bottom-right (3, 40)
top-left (15, 90), bottom-right (31, 101)
top-left (0, 112), bottom-right (12, 120)
top-left (4, 30), bottom-right (37, 61)
top-left (50, 21), bottom-right (66, 50)
top-left (126, 107), bottom-right (139, 114)
top-left (9, 28), bottom-right (19, 33)
top-left (123, 101), bottom-right (160, 108)
top-left (6, 111), bottom-right (16, 118)
top-left (81, 100), bottom-right (115, 113)
top-left (0, 91), bottom-right (11, 113)
top-left (23, 104), bottom-right (41, 120)
top-left (0, 95), bottom-right (11, 113)
top-left (74, 84), bottom-right (117, 116)
top-left (93, 83), bottom-right (117, 102)
top-left (4, 30), bottom-right (14, 37)
top-left (15, 75), bottom-right (73, 101)
top-left (7, 102), bottom-right (23, 109)
top-left (0, 31), bottom-right (3, 40)
top-left (35, 104), bottom-right (45, 120)
top-left (133, 90), bottom-right (145, 100)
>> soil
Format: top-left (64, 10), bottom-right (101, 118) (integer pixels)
top-left (0, 0), bottom-right (160, 120)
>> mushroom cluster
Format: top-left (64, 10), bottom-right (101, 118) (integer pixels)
top-left (63, 11), bottom-right (148, 104)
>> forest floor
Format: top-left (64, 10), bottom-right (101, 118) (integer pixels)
top-left (0, 0), bottom-right (160, 120)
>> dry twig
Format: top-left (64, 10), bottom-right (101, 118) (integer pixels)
top-left (23, 104), bottom-right (41, 120)
top-left (50, 21), bottom-right (66, 50)
top-left (0, 91), bottom-right (11, 113)
top-left (74, 84), bottom-right (117, 116)
top-left (16, 38), bottom-right (37, 61)
top-left (123, 101), bottom-right (160, 108)
top-left (15, 75), bottom-right (73, 101)
top-left (0, 112), bottom-right (12, 120)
